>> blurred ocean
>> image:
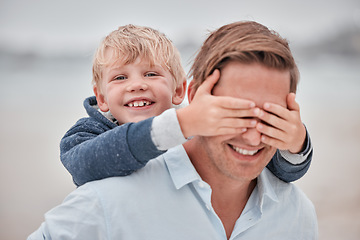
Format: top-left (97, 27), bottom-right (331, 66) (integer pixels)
top-left (1, 34), bottom-right (360, 240)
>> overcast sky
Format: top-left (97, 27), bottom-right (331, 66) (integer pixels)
top-left (1, 0), bottom-right (359, 55)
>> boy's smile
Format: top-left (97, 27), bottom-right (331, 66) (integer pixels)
top-left (125, 99), bottom-right (153, 108)
top-left (94, 56), bottom-right (185, 124)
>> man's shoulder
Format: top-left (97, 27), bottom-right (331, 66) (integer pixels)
top-left (262, 168), bottom-right (314, 206)
top-left (257, 169), bottom-right (318, 238)
top-left (261, 168), bottom-right (317, 223)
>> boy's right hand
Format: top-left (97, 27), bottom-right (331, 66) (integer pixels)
top-left (177, 69), bottom-right (258, 138)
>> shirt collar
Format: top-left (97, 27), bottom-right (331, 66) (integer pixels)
top-left (256, 168), bottom-right (280, 212)
top-left (164, 145), bottom-right (279, 207)
top-left (163, 145), bottom-right (201, 190)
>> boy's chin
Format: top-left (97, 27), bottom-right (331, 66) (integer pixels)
top-left (119, 114), bottom-right (155, 124)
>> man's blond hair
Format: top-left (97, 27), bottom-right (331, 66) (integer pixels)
top-left (189, 21), bottom-right (299, 93)
top-left (92, 24), bottom-right (186, 91)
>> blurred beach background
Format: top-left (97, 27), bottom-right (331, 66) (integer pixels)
top-left (1, 0), bottom-right (360, 239)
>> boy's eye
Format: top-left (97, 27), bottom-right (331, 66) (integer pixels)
top-left (145, 72), bottom-right (158, 77)
top-left (114, 75), bottom-right (126, 81)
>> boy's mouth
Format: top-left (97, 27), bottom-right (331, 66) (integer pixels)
top-left (126, 100), bottom-right (153, 108)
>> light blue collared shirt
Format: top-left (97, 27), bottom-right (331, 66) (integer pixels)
top-left (28, 145), bottom-right (318, 240)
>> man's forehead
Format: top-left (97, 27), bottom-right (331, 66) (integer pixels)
top-left (234, 80), bottom-right (288, 108)
top-left (215, 62), bottom-right (290, 108)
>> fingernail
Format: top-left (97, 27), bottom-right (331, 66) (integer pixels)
top-left (259, 110), bottom-right (264, 117)
top-left (242, 128), bottom-right (247, 132)
top-left (264, 103), bottom-right (270, 109)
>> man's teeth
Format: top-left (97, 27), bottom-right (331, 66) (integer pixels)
top-left (231, 146), bottom-right (259, 156)
top-left (127, 100), bottom-right (151, 107)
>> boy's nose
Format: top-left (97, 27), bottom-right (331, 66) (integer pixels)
top-left (241, 127), bottom-right (261, 146)
top-left (126, 79), bottom-right (149, 92)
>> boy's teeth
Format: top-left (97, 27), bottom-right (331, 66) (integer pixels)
top-left (128, 100), bottom-right (151, 107)
top-left (231, 145), bottom-right (258, 156)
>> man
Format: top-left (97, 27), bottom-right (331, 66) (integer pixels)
top-left (28, 21), bottom-right (317, 240)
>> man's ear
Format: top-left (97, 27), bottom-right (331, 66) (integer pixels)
top-left (172, 79), bottom-right (187, 105)
top-left (93, 85), bottom-right (109, 112)
top-left (187, 80), bottom-right (196, 104)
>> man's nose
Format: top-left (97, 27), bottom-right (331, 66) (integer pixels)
top-left (126, 78), bottom-right (149, 92)
top-left (242, 127), bottom-right (261, 146)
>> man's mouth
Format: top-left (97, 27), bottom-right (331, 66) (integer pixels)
top-left (230, 145), bottom-right (260, 156)
top-left (126, 100), bottom-right (153, 107)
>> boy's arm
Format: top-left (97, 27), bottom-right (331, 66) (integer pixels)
top-left (266, 127), bottom-right (313, 182)
top-left (60, 115), bottom-right (174, 186)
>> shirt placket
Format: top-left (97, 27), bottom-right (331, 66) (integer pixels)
top-left (192, 179), bottom-right (228, 240)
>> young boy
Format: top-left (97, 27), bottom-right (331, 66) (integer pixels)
top-left (60, 24), bottom-right (313, 186)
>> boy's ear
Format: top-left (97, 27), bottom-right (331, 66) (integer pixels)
top-left (172, 79), bottom-right (187, 105)
top-left (93, 86), bottom-right (109, 112)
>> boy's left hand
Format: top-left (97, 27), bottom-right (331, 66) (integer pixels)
top-left (255, 93), bottom-right (306, 153)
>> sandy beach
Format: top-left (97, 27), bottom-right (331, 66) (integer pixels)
top-left (0, 56), bottom-right (359, 240)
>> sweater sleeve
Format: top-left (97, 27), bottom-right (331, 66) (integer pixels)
top-left (60, 117), bottom-right (164, 186)
top-left (150, 108), bottom-right (187, 151)
top-left (266, 127), bottom-right (313, 182)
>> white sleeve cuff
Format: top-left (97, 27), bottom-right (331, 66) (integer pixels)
top-left (279, 148), bottom-right (312, 165)
top-left (151, 108), bottom-right (187, 151)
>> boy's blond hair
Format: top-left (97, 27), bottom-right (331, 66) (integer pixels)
top-left (92, 24), bottom-right (186, 91)
top-left (190, 21), bottom-right (299, 93)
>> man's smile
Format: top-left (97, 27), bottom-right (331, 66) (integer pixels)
top-left (228, 144), bottom-right (264, 157)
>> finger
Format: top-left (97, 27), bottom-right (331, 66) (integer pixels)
top-left (218, 108), bottom-right (260, 119)
top-left (287, 93), bottom-right (300, 112)
top-left (197, 69), bottom-right (221, 94)
top-left (260, 134), bottom-right (286, 150)
top-left (219, 118), bottom-right (258, 129)
top-left (213, 96), bottom-right (256, 109)
top-left (258, 109), bottom-right (289, 130)
top-left (256, 122), bottom-right (287, 140)
top-left (262, 102), bottom-right (289, 121)
top-left (215, 127), bottom-right (248, 136)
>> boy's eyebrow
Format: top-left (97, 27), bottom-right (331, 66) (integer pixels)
top-left (106, 62), bottom-right (166, 74)
top-left (106, 66), bottom-right (124, 75)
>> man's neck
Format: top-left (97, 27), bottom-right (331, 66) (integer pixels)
top-left (211, 178), bottom-right (256, 239)
top-left (183, 139), bottom-right (257, 239)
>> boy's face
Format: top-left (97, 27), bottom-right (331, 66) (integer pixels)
top-left (189, 61), bottom-right (290, 182)
top-left (94, 53), bottom-right (185, 124)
